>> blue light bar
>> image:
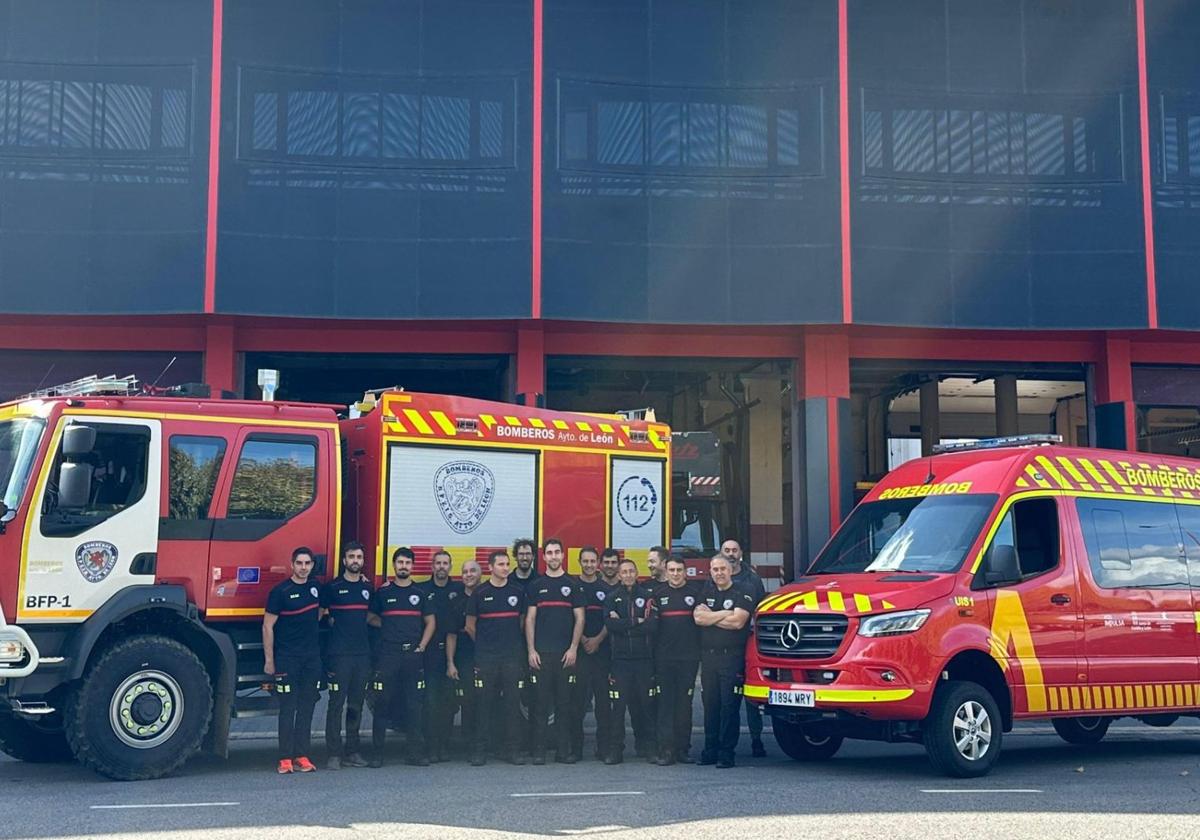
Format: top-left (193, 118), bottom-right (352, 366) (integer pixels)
top-left (931, 434), bottom-right (1063, 455)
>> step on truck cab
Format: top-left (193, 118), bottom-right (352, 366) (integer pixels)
top-left (745, 435), bottom-right (1200, 777)
top-left (0, 382), bottom-right (670, 779)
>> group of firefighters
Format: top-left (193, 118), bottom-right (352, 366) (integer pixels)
top-left (262, 538), bottom-right (767, 774)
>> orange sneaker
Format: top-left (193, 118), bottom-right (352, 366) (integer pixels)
top-left (277, 759), bottom-right (294, 774)
top-left (294, 756), bottom-right (317, 772)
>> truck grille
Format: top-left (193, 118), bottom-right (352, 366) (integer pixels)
top-left (756, 614), bottom-right (849, 659)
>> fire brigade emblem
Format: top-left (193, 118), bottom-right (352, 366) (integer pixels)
top-left (363, 590), bottom-right (371, 600)
top-left (409, 594), bottom-right (421, 605)
top-left (635, 598), bottom-right (645, 608)
top-left (684, 595), bottom-right (695, 606)
top-left (597, 590), bottom-right (606, 601)
top-left (75, 541), bottom-right (118, 583)
top-left (507, 595), bottom-right (519, 607)
top-left (723, 599), bottom-right (733, 609)
top-left (434, 461), bottom-right (496, 534)
top-left (311, 586), bottom-right (319, 597)
top-left (561, 585), bottom-right (572, 597)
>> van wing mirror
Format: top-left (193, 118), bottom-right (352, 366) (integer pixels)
top-left (62, 425), bottom-right (97, 457)
top-left (984, 544), bottom-right (1020, 586)
top-left (58, 462), bottom-right (94, 509)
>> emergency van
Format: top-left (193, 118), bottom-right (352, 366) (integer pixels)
top-left (0, 380), bottom-right (669, 779)
top-left (745, 435), bottom-right (1200, 777)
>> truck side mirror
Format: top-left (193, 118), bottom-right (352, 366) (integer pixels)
top-left (63, 425), bottom-right (97, 457)
top-left (984, 544), bottom-right (1020, 586)
top-left (58, 462), bottom-right (94, 509)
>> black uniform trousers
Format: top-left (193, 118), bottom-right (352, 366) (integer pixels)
top-left (656, 658), bottom-right (698, 759)
top-left (608, 658), bottom-right (656, 758)
top-left (423, 643), bottom-right (454, 758)
top-left (473, 658), bottom-right (523, 760)
top-left (573, 648), bottom-right (612, 759)
top-left (530, 653), bottom-right (577, 757)
top-left (371, 651), bottom-right (427, 759)
top-left (453, 654), bottom-right (479, 750)
top-left (700, 650), bottom-right (745, 763)
top-left (275, 652), bottom-right (322, 761)
top-left (323, 653), bottom-right (369, 758)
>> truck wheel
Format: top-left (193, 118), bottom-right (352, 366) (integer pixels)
top-left (0, 711), bottom-right (74, 763)
top-left (1052, 716), bottom-right (1110, 744)
top-left (1141, 714), bottom-right (1179, 728)
top-left (772, 718), bottom-right (843, 761)
top-left (65, 635), bottom-right (212, 781)
top-left (923, 681), bottom-right (1003, 778)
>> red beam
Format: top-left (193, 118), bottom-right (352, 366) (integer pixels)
top-left (838, 0), bottom-right (852, 324)
top-left (531, 0), bottom-right (544, 319)
top-left (848, 327), bottom-right (1100, 364)
top-left (203, 0), bottom-right (224, 315)
top-left (516, 323), bottom-right (545, 402)
top-left (203, 324), bottom-right (238, 395)
top-left (234, 323), bottom-right (518, 355)
top-left (0, 320), bottom-right (205, 352)
top-left (544, 322), bottom-right (803, 359)
top-left (1135, 0), bottom-right (1158, 329)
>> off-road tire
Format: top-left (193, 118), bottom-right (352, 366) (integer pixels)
top-left (1052, 716), bottom-right (1111, 744)
top-left (923, 680), bottom-right (1003, 778)
top-left (65, 635), bottom-right (212, 781)
top-left (0, 711), bottom-right (74, 762)
top-left (772, 718), bottom-right (844, 761)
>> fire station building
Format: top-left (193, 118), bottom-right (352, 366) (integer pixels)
top-left (2, 1), bottom-right (1200, 583)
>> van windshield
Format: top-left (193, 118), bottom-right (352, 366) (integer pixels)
top-left (809, 494), bottom-right (998, 575)
top-left (0, 418), bottom-right (46, 510)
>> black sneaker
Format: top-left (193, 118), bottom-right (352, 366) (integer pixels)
top-left (368, 757), bottom-right (383, 769)
top-left (531, 753), bottom-right (546, 766)
top-left (603, 753), bottom-right (623, 765)
top-left (508, 753), bottom-right (527, 766)
top-left (470, 754), bottom-right (486, 767)
top-left (697, 754), bottom-right (717, 766)
top-left (716, 758), bottom-right (735, 769)
top-left (556, 753), bottom-right (577, 765)
top-left (655, 754), bottom-right (675, 766)
top-left (675, 752), bottom-right (695, 764)
top-left (751, 739), bottom-right (767, 758)
top-left (406, 756), bottom-right (430, 767)
top-left (343, 752), bottom-right (369, 768)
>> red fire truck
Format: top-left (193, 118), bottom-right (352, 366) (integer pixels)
top-left (0, 380), bottom-right (670, 779)
top-left (745, 435), bottom-right (1200, 777)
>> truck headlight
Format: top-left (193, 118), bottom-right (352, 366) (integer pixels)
top-left (858, 609), bottom-right (931, 638)
top-left (0, 640), bottom-right (25, 662)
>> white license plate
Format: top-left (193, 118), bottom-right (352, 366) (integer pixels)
top-left (768, 688), bottom-right (815, 707)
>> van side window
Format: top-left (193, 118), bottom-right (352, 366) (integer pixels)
top-left (41, 423), bottom-right (151, 538)
top-left (1076, 498), bottom-right (1188, 588)
top-left (168, 435), bottom-right (226, 520)
top-left (986, 497), bottom-right (1059, 580)
top-left (1161, 504), bottom-right (1200, 589)
top-left (227, 437), bottom-right (316, 520)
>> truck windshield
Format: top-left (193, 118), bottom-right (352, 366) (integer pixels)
top-left (0, 418), bottom-right (46, 511)
top-left (809, 494), bottom-right (998, 575)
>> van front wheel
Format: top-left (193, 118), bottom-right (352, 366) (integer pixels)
top-left (923, 681), bottom-right (1003, 778)
top-left (772, 718), bottom-right (844, 761)
top-left (1052, 716), bottom-right (1110, 744)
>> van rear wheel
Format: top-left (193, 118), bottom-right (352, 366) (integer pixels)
top-left (923, 680), bottom-right (1003, 778)
top-left (772, 718), bottom-right (844, 761)
top-left (1052, 716), bottom-right (1110, 744)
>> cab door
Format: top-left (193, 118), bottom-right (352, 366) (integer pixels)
top-left (204, 427), bottom-right (335, 618)
top-left (1074, 497), bottom-right (1198, 711)
top-left (977, 495), bottom-right (1083, 716)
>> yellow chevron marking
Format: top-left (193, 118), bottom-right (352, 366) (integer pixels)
top-left (1092, 686), bottom-right (1103, 710)
top-left (575, 421), bottom-right (592, 432)
top-left (1035, 455), bottom-right (1072, 490)
top-left (757, 592), bottom-right (791, 612)
top-left (791, 592), bottom-right (820, 611)
top-left (504, 416), bottom-right (522, 426)
top-left (480, 414), bottom-right (497, 429)
top-left (1015, 477), bottom-right (1030, 488)
top-left (1099, 459), bottom-right (1137, 494)
top-left (429, 410), bottom-right (457, 436)
top-left (1155, 684), bottom-right (1165, 707)
top-left (1048, 689), bottom-right (1059, 712)
top-left (1056, 457), bottom-right (1095, 492)
top-left (386, 418), bottom-right (409, 433)
top-left (552, 419), bottom-right (569, 430)
top-left (1135, 685), bottom-right (1146, 707)
top-left (599, 423), bottom-right (614, 433)
top-left (881, 600), bottom-right (895, 610)
top-left (853, 593), bottom-right (873, 613)
top-left (403, 409), bottom-right (434, 435)
top-left (826, 591), bottom-right (845, 612)
top-left (768, 592), bottom-right (808, 612)
top-left (1025, 464), bottom-right (1053, 489)
top-left (529, 417), bottom-right (546, 428)
top-left (1078, 457), bottom-right (1111, 487)
top-left (1071, 687), bottom-right (1082, 710)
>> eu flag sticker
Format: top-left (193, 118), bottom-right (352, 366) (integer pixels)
top-left (236, 567), bottom-right (260, 584)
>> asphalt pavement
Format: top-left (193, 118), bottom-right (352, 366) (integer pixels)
top-left (2, 722), bottom-right (1200, 840)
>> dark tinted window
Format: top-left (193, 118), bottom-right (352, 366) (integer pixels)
top-left (1168, 503), bottom-right (1200, 588)
top-left (1076, 498), bottom-right (1188, 588)
top-left (227, 438), bottom-right (316, 521)
top-left (41, 423), bottom-right (151, 537)
top-left (168, 436), bottom-right (226, 520)
top-left (983, 497), bottom-right (1060, 580)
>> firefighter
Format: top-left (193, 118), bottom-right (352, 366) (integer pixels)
top-left (647, 545), bottom-right (670, 590)
top-left (320, 540), bottom-right (373, 770)
top-left (510, 537), bottom-right (539, 754)
top-left (721, 537), bottom-right (767, 757)
top-left (465, 549), bottom-right (528, 766)
top-left (604, 558), bottom-right (657, 764)
top-left (654, 556), bottom-right (701, 765)
top-left (573, 546), bottom-right (611, 761)
top-left (511, 538), bottom-right (540, 589)
top-left (421, 549), bottom-right (464, 763)
top-left (694, 554), bottom-right (756, 768)
top-left (526, 538), bottom-right (585, 764)
top-left (263, 546), bottom-right (323, 774)
top-left (368, 547), bottom-right (435, 767)
top-left (446, 559), bottom-right (482, 755)
top-left (599, 547), bottom-right (621, 589)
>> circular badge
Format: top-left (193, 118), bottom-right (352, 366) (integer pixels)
top-left (615, 475), bottom-right (658, 529)
top-left (449, 591), bottom-right (458, 599)
top-left (75, 540), bottom-right (119, 584)
top-left (363, 589), bottom-right (371, 600)
top-left (635, 597), bottom-right (645, 608)
top-left (597, 590), bottom-right (606, 601)
top-left (560, 585), bottom-right (572, 597)
top-left (434, 460), bottom-right (496, 534)
top-left (507, 595), bottom-right (519, 607)
top-left (409, 593), bottom-right (421, 605)
top-left (310, 586), bottom-right (319, 598)
top-left (684, 595), bottom-right (695, 607)
top-left (723, 599), bottom-right (733, 610)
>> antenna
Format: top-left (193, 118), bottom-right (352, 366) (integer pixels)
top-left (149, 356), bottom-right (177, 388)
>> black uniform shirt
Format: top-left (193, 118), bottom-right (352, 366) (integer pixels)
top-left (422, 579), bottom-right (465, 646)
top-left (320, 575), bottom-right (374, 657)
top-left (370, 582), bottom-right (434, 651)
top-left (265, 578), bottom-right (321, 658)
top-left (529, 574), bottom-right (585, 654)
top-left (466, 580), bottom-right (526, 664)
top-left (698, 581), bottom-right (757, 651)
top-left (510, 569), bottom-right (540, 591)
top-left (605, 583), bottom-right (657, 660)
top-left (449, 587), bottom-right (478, 665)
top-left (654, 581), bottom-right (702, 661)
top-left (577, 577), bottom-right (610, 640)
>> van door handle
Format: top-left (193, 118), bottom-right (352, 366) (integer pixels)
top-left (1050, 594), bottom-right (1071, 605)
